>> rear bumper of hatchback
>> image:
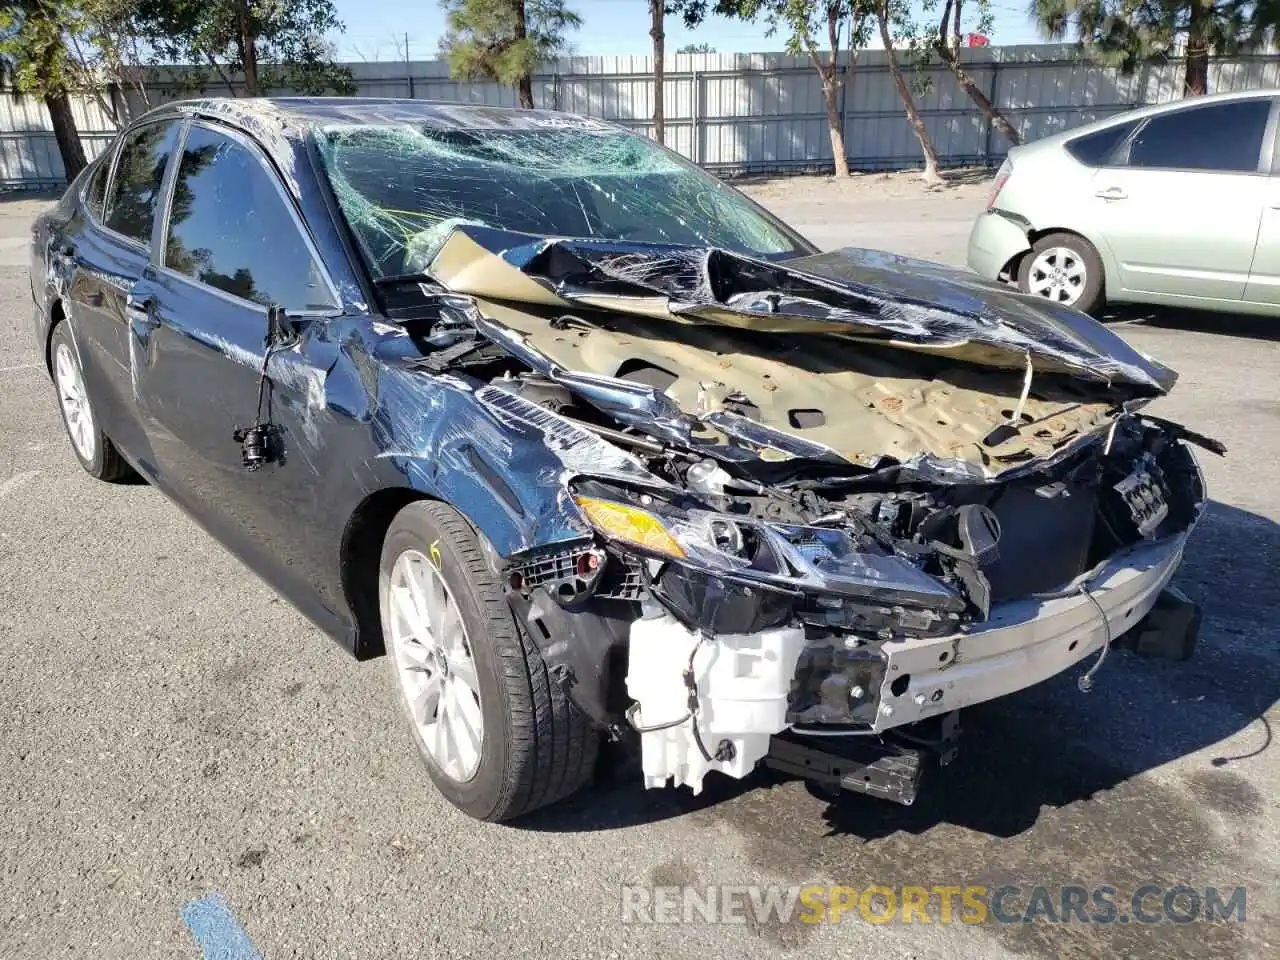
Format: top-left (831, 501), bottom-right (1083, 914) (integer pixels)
top-left (967, 209), bottom-right (1031, 280)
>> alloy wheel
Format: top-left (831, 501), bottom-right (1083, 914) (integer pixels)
top-left (54, 342), bottom-right (96, 462)
top-left (385, 548), bottom-right (485, 782)
top-left (1026, 246), bottom-right (1087, 305)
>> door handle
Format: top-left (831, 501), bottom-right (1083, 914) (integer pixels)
top-left (1095, 187), bottom-right (1128, 200)
top-left (125, 293), bottom-right (157, 328)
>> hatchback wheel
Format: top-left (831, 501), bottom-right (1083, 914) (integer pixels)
top-left (50, 324), bottom-right (135, 482)
top-left (379, 500), bottom-right (598, 821)
top-left (1017, 232), bottom-right (1104, 315)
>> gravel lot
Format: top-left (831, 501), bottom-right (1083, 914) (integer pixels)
top-left (1, 175), bottom-right (1277, 960)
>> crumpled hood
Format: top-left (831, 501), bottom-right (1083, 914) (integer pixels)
top-left (428, 225), bottom-right (1177, 396)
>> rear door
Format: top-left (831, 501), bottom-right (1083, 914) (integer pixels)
top-left (63, 119), bottom-right (183, 459)
top-left (1089, 97), bottom-right (1274, 303)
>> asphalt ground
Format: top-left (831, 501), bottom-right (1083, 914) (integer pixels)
top-left (1, 178), bottom-right (1277, 959)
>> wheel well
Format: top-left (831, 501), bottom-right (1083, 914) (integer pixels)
top-left (340, 487), bottom-right (430, 660)
top-left (45, 299), bottom-right (66, 374)
top-left (1004, 228), bottom-right (1103, 283)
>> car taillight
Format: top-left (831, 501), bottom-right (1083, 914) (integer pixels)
top-left (988, 159), bottom-right (1012, 210)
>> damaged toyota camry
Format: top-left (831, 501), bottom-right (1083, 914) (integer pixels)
top-left (32, 98), bottom-right (1220, 822)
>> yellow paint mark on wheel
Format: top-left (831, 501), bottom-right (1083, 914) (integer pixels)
top-left (429, 539), bottom-right (442, 570)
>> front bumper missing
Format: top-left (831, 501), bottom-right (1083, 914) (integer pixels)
top-left (870, 531), bottom-right (1188, 732)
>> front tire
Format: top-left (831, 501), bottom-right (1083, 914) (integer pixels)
top-left (49, 324), bottom-right (135, 482)
top-left (1017, 232), bottom-right (1105, 315)
top-left (378, 500), bottom-right (598, 822)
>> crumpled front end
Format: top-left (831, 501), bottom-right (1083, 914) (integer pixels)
top-left (381, 225), bottom-right (1215, 797)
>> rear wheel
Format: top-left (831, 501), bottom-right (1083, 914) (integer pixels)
top-left (50, 324), bottom-right (135, 482)
top-left (379, 500), bottom-right (598, 822)
top-left (1017, 232), bottom-right (1105, 315)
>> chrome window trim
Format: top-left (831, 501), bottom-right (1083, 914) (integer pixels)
top-left (157, 119), bottom-right (342, 315)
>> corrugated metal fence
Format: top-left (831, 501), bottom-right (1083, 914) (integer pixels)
top-left (3, 43), bottom-right (1279, 188)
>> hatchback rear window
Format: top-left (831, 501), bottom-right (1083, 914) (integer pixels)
top-left (1065, 121), bottom-right (1137, 166)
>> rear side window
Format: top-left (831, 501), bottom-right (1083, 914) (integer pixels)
top-left (104, 120), bottom-right (182, 245)
top-left (1126, 99), bottom-right (1273, 173)
top-left (1065, 121), bottom-right (1137, 166)
top-left (84, 158), bottom-right (110, 220)
top-left (163, 125), bottom-right (337, 312)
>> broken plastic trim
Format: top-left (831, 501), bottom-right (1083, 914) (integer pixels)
top-left (571, 483), bottom-right (964, 615)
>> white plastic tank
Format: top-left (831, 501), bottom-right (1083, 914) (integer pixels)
top-left (625, 612), bottom-right (806, 793)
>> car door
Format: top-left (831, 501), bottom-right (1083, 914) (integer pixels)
top-left (61, 119), bottom-right (184, 461)
top-left (1243, 122), bottom-right (1280, 306)
top-left (133, 120), bottom-right (347, 608)
top-left (1089, 97), bottom-right (1275, 303)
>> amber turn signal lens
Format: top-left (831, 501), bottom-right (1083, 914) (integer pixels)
top-left (573, 496), bottom-right (686, 559)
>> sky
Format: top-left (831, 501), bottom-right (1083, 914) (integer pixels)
top-left (331, 0), bottom-right (1047, 63)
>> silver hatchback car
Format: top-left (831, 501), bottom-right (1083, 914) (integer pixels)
top-left (967, 89), bottom-right (1280, 316)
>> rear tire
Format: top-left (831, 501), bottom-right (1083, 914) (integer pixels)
top-left (49, 323), bottom-right (135, 483)
top-left (379, 500), bottom-right (598, 822)
top-left (1017, 232), bottom-right (1105, 316)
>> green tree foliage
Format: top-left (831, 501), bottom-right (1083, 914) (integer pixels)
top-left (132, 0), bottom-right (354, 97)
top-left (917, 0), bottom-right (1021, 144)
top-left (0, 1), bottom-right (90, 177)
top-left (676, 41), bottom-right (717, 52)
top-left (440, 0), bottom-right (581, 109)
top-left (715, 1), bottom-right (877, 177)
top-left (1030, 0), bottom-right (1277, 96)
top-left (872, 0), bottom-right (944, 183)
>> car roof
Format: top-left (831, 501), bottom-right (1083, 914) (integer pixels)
top-left (142, 96), bottom-right (611, 137)
top-left (1027, 88), bottom-right (1280, 150)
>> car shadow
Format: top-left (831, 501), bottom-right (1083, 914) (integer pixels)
top-left (514, 499), bottom-right (1279, 836)
top-left (1102, 302), bottom-right (1280, 342)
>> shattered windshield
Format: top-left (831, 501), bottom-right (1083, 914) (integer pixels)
top-left (316, 123), bottom-right (812, 278)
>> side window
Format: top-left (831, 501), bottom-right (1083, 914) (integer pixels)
top-left (1065, 120), bottom-right (1138, 167)
top-left (164, 125), bottom-right (337, 312)
top-left (104, 120), bottom-right (182, 245)
top-left (1127, 99), bottom-right (1273, 173)
top-left (84, 157), bottom-right (110, 221)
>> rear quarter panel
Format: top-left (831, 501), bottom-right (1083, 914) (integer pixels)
top-left (990, 142), bottom-right (1123, 283)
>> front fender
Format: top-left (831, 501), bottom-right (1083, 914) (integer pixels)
top-left (365, 365), bottom-right (605, 559)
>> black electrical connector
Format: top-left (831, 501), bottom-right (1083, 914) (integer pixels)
top-left (233, 313), bottom-right (293, 472)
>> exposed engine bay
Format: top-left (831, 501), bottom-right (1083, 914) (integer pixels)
top-left (378, 225), bottom-right (1217, 802)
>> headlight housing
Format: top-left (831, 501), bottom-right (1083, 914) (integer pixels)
top-left (573, 491), bottom-right (964, 613)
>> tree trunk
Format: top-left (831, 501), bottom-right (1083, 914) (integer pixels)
top-left (878, 4), bottom-right (941, 185)
top-left (650, 0), bottom-right (665, 144)
top-left (822, 79), bottom-right (850, 178)
top-left (46, 91), bottom-right (87, 182)
top-left (1184, 0), bottom-right (1210, 96)
top-left (235, 0), bottom-right (259, 95)
top-left (938, 45), bottom-right (1021, 146)
top-left (952, 0), bottom-right (962, 50)
top-left (514, 0), bottom-right (535, 108)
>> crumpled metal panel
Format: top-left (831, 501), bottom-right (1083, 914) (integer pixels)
top-left (426, 227), bottom-right (1159, 478)
top-left (472, 296), bottom-right (1114, 473)
top-left (428, 225), bottom-right (1177, 395)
